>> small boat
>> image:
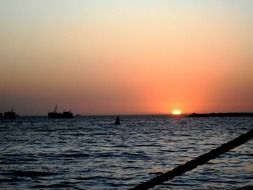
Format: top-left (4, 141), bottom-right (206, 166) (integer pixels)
top-left (48, 105), bottom-right (74, 119)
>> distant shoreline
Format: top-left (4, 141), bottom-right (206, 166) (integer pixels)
top-left (188, 112), bottom-right (253, 117)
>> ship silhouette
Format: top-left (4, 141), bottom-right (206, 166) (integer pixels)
top-left (0, 108), bottom-right (17, 119)
top-left (48, 105), bottom-right (74, 119)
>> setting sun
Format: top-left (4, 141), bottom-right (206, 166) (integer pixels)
top-left (172, 109), bottom-right (182, 115)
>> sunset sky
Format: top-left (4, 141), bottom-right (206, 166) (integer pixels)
top-left (0, 0), bottom-right (253, 115)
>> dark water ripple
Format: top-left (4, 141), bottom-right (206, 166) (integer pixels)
top-left (0, 116), bottom-right (252, 189)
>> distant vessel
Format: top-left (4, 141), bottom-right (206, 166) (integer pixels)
top-left (115, 116), bottom-right (120, 125)
top-left (48, 105), bottom-right (74, 119)
top-left (0, 108), bottom-right (17, 119)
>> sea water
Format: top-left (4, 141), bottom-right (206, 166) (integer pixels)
top-left (0, 116), bottom-right (252, 190)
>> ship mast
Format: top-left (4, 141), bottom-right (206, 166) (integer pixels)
top-left (54, 105), bottom-right (57, 113)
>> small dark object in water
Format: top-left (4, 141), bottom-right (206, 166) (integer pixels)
top-left (115, 116), bottom-right (120, 125)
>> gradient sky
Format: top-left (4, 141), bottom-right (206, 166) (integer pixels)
top-left (0, 0), bottom-right (253, 115)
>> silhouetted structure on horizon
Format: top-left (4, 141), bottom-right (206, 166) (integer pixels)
top-left (48, 105), bottom-right (74, 119)
top-left (115, 116), bottom-right (120, 125)
top-left (188, 112), bottom-right (253, 117)
top-left (0, 108), bottom-right (17, 119)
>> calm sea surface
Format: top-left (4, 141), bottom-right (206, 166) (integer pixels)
top-left (0, 116), bottom-right (252, 190)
